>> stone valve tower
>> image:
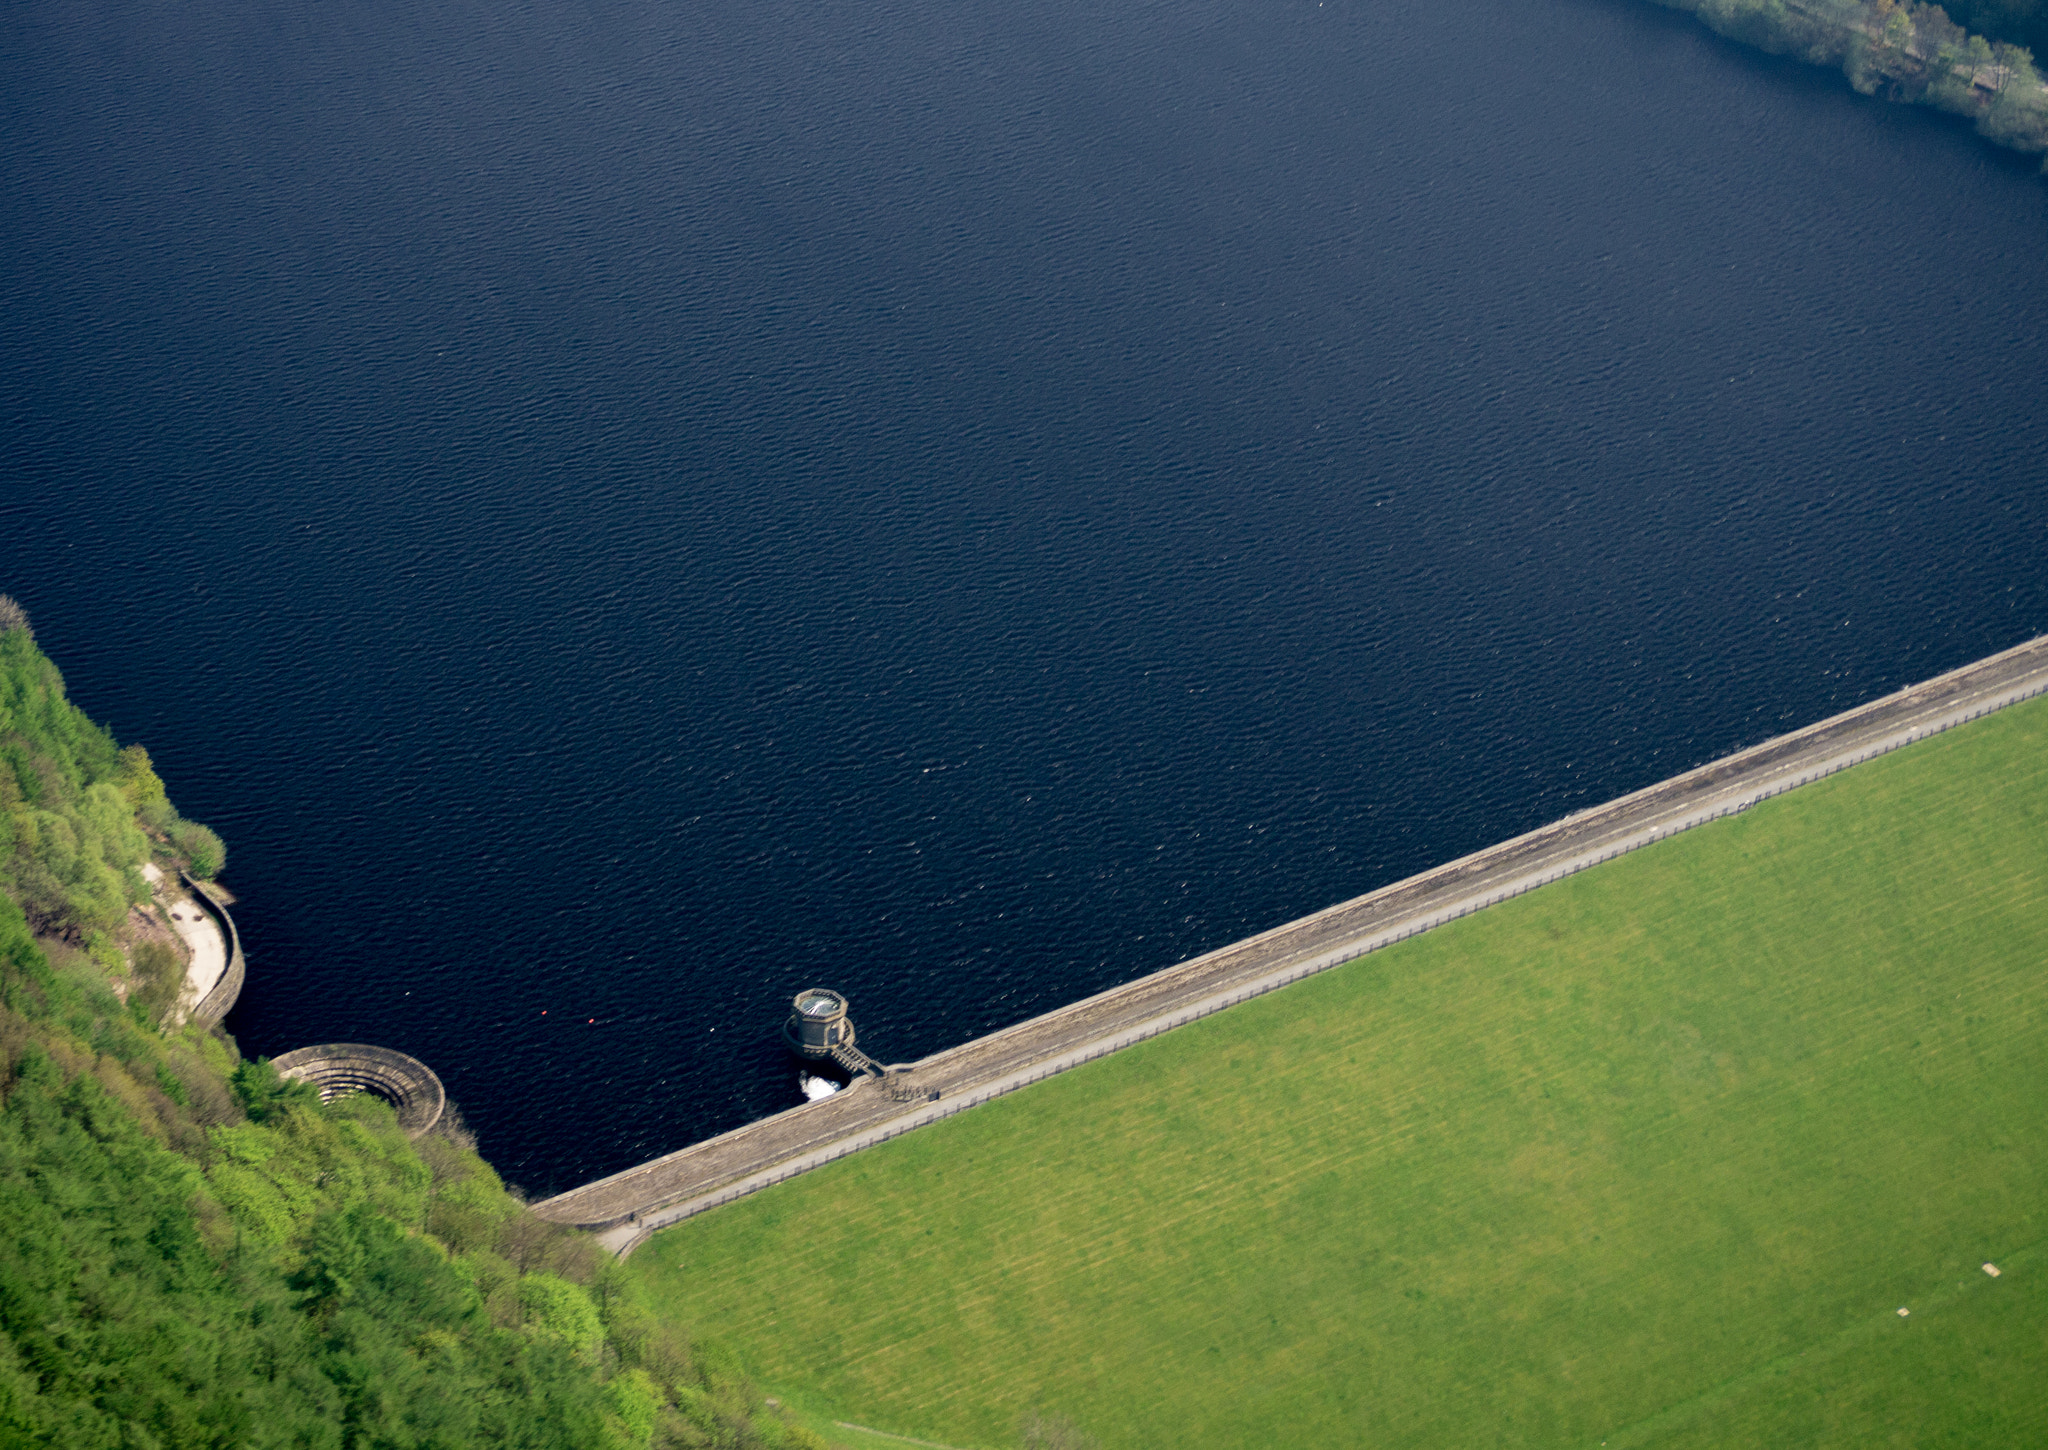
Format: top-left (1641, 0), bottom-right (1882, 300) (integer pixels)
top-left (782, 987), bottom-right (856, 1061)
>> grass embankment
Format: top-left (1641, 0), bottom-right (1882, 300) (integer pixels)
top-left (631, 695), bottom-right (2048, 1448)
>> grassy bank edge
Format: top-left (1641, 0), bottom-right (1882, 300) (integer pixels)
top-left (628, 691), bottom-right (2048, 1447)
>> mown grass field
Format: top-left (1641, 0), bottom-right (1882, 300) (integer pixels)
top-left (629, 697), bottom-right (2048, 1448)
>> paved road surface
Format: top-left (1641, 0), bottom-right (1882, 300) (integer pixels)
top-left (149, 863), bottom-right (228, 1027)
top-left (531, 634), bottom-right (2048, 1255)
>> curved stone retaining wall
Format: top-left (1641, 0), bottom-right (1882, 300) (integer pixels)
top-left (181, 872), bottom-right (245, 1029)
top-left (273, 1043), bottom-right (447, 1138)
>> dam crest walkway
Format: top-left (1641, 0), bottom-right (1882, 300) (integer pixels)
top-left (532, 635), bottom-right (2048, 1255)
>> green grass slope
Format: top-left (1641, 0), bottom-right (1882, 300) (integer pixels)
top-left (631, 696), bottom-right (2048, 1449)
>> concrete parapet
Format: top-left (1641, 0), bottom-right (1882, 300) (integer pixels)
top-left (273, 1042), bottom-right (447, 1137)
top-left (182, 872), bottom-right (245, 1029)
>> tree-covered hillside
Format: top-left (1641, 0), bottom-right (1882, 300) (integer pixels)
top-left (1941, 0), bottom-right (2048, 65)
top-left (0, 600), bottom-right (222, 938)
top-left (1654, 0), bottom-right (2048, 160)
top-left (0, 608), bottom-right (830, 1450)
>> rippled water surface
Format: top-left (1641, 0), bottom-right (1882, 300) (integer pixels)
top-left (5, 0), bottom-right (2046, 1192)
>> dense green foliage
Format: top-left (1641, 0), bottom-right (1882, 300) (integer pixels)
top-left (0, 791), bottom-right (675, 1450)
top-left (0, 629), bottom-right (835, 1450)
top-left (0, 893), bottom-right (838, 1450)
top-left (1654, 0), bottom-right (2048, 159)
top-left (1914, 0), bottom-right (2047, 67)
top-left (0, 611), bottom-right (224, 941)
top-left (632, 697), bottom-right (2048, 1448)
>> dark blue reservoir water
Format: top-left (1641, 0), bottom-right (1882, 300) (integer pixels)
top-left (4, 0), bottom-right (2045, 1194)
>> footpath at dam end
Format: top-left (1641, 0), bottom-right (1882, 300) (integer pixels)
top-left (533, 634), bottom-right (2048, 1254)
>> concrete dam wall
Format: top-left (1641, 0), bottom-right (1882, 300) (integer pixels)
top-left (533, 633), bottom-right (2048, 1255)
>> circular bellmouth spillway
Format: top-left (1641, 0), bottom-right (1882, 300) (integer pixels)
top-left (272, 1043), bottom-right (447, 1138)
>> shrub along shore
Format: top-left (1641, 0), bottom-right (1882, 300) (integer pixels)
top-left (1654, 0), bottom-right (2048, 161)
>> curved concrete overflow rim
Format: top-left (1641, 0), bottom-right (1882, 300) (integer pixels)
top-left (273, 1042), bottom-right (447, 1138)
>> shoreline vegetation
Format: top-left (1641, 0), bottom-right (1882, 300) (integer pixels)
top-left (1652, 0), bottom-right (2048, 162)
top-left (0, 606), bottom-right (830, 1449)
